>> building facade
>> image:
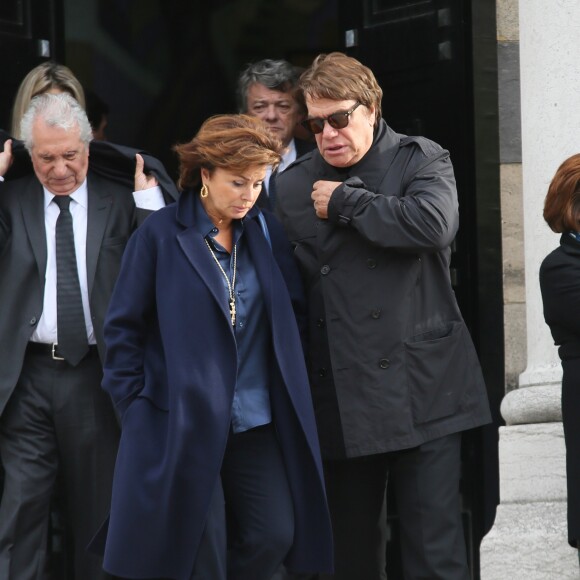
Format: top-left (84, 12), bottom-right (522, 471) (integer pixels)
top-left (481, 1), bottom-right (580, 577)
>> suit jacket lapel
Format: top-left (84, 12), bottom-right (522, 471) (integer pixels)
top-left (20, 178), bottom-right (47, 287)
top-left (86, 172), bottom-right (113, 295)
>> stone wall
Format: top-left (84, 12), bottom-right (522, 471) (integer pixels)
top-left (497, 0), bottom-right (525, 392)
top-left (480, 0), bottom-right (580, 576)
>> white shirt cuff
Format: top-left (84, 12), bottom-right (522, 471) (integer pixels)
top-left (133, 185), bottom-right (164, 210)
top-left (0, 175), bottom-right (4, 182)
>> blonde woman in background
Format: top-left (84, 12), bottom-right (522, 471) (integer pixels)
top-left (10, 61), bottom-right (86, 138)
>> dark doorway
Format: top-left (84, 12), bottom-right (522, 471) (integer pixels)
top-left (2, 0), bottom-right (501, 578)
top-left (1, 4), bottom-right (70, 577)
top-left (64, 0), bottom-right (340, 180)
top-left (0, 0), bottom-right (65, 132)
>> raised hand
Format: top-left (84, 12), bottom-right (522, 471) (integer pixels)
top-left (134, 153), bottom-right (158, 191)
top-left (0, 139), bottom-right (13, 178)
top-left (311, 179), bottom-right (341, 219)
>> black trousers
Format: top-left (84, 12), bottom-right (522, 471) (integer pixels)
top-left (0, 346), bottom-right (120, 580)
top-left (320, 433), bottom-right (469, 580)
top-left (562, 359), bottom-right (580, 547)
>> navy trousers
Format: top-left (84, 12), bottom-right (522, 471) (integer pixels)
top-left (193, 423), bottom-right (294, 580)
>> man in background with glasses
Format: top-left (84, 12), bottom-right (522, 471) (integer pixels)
top-left (237, 59), bottom-right (314, 210)
top-left (275, 52), bottom-right (491, 580)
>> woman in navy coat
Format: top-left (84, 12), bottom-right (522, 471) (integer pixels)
top-left (540, 153), bottom-right (580, 565)
top-left (98, 114), bottom-right (333, 579)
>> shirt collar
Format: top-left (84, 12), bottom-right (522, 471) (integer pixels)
top-left (194, 194), bottom-right (244, 243)
top-left (279, 138), bottom-right (297, 173)
top-left (44, 179), bottom-right (89, 210)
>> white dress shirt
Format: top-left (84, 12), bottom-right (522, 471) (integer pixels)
top-left (31, 181), bottom-right (163, 344)
top-left (264, 138), bottom-right (297, 195)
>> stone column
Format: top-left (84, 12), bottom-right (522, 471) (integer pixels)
top-left (480, 1), bottom-right (580, 577)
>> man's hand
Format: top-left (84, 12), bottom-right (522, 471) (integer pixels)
top-left (0, 139), bottom-right (13, 178)
top-left (134, 153), bottom-right (158, 191)
top-left (311, 180), bottom-right (341, 219)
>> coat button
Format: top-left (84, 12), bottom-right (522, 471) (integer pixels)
top-left (321, 265), bottom-right (330, 275)
top-left (371, 309), bottom-right (381, 319)
top-left (316, 318), bottom-right (325, 328)
top-left (29, 317), bottom-right (37, 326)
top-left (319, 367), bottom-right (327, 377)
top-left (379, 358), bottom-right (390, 369)
top-left (366, 259), bottom-right (377, 269)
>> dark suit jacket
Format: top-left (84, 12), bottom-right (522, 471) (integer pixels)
top-left (0, 166), bottom-right (177, 418)
top-left (255, 137), bottom-right (316, 210)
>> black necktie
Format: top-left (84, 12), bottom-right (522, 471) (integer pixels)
top-left (54, 195), bottom-right (89, 365)
top-left (268, 168), bottom-right (278, 210)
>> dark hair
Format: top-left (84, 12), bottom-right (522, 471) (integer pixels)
top-left (237, 59), bottom-right (304, 114)
top-left (173, 114), bottom-right (282, 191)
top-left (85, 90), bottom-right (110, 131)
top-left (543, 154), bottom-right (580, 233)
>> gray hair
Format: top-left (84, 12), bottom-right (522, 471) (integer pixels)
top-left (237, 59), bottom-right (302, 113)
top-left (20, 92), bottom-right (93, 152)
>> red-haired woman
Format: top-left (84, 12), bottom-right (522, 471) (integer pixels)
top-left (540, 153), bottom-right (580, 565)
top-left (94, 114), bottom-right (333, 579)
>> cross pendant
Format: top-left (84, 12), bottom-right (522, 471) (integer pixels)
top-left (229, 299), bottom-right (236, 326)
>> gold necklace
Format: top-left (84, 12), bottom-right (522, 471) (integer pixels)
top-left (204, 238), bottom-right (237, 326)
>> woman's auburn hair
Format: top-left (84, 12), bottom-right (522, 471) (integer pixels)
top-left (544, 153), bottom-right (580, 233)
top-left (173, 114), bottom-right (283, 191)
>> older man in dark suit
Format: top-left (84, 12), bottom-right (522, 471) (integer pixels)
top-left (0, 92), bottom-right (177, 580)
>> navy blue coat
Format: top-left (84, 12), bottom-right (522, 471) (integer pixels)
top-left (98, 191), bottom-right (333, 579)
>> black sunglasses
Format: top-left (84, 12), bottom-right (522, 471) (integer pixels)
top-left (301, 102), bottom-right (361, 135)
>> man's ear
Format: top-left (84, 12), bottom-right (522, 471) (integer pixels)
top-left (367, 104), bottom-right (377, 127)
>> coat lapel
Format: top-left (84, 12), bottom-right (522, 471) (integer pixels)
top-left (175, 194), bottom-right (275, 331)
top-left (86, 172), bottom-right (113, 295)
top-left (20, 178), bottom-right (47, 287)
top-left (246, 218), bottom-right (273, 291)
top-left (245, 218), bottom-right (276, 324)
top-left (176, 228), bottom-right (234, 329)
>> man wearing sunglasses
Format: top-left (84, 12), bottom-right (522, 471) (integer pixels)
top-left (275, 52), bottom-right (491, 580)
top-left (237, 59), bottom-right (315, 210)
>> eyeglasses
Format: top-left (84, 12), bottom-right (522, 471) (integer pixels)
top-left (301, 102), bottom-right (361, 135)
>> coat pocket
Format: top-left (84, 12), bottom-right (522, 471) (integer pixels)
top-left (404, 321), bottom-right (470, 424)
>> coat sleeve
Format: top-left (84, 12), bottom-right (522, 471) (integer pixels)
top-left (0, 188), bottom-right (10, 251)
top-left (327, 142), bottom-right (459, 252)
top-left (540, 250), bottom-right (580, 341)
top-left (89, 139), bottom-right (180, 204)
top-left (102, 226), bottom-right (157, 417)
top-left (262, 210), bottom-right (309, 346)
top-left (0, 130), bottom-right (33, 180)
